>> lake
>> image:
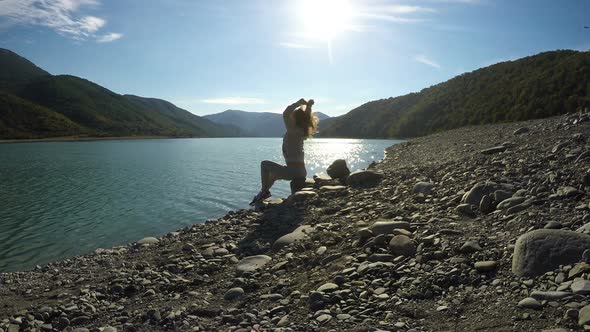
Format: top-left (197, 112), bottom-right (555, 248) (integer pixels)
top-left (0, 138), bottom-right (401, 272)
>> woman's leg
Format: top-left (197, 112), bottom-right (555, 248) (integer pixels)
top-left (260, 160), bottom-right (291, 193)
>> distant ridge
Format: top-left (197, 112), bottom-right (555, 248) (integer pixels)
top-left (320, 50), bottom-right (590, 138)
top-left (204, 109), bottom-right (330, 137)
top-left (0, 48), bottom-right (238, 139)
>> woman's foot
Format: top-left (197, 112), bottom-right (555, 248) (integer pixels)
top-left (249, 190), bottom-right (271, 206)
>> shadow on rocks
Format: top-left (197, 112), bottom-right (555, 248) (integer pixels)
top-left (236, 202), bottom-right (305, 256)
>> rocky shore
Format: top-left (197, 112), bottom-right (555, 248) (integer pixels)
top-left (3, 112), bottom-right (590, 332)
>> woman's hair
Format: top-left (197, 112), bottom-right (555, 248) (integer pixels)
top-left (294, 107), bottom-right (319, 138)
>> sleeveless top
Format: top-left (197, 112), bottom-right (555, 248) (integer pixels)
top-left (282, 113), bottom-right (305, 163)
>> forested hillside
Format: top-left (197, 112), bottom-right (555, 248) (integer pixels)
top-left (0, 48), bottom-right (237, 139)
top-left (321, 50), bottom-right (590, 138)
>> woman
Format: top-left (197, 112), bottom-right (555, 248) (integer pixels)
top-left (250, 98), bottom-right (318, 205)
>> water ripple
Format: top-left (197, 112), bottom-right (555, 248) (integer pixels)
top-left (0, 138), bottom-right (400, 271)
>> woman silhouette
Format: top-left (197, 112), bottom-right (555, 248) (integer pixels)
top-left (250, 98), bottom-right (318, 205)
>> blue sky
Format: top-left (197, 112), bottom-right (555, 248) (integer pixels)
top-left (0, 0), bottom-right (589, 116)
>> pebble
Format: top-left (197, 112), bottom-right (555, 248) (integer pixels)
top-left (137, 237), bottom-right (159, 245)
top-left (316, 314), bottom-right (332, 324)
top-left (224, 287), bottom-right (245, 301)
top-left (474, 261), bottom-right (498, 272)
top-left (388, 235), bottom-right (417, 257)
top-left (317, 283), bottom-right (339, 292)
top-left (518, 297), bottom-right (543, 310)
top-left (459, 241), bottom-right (481, 253)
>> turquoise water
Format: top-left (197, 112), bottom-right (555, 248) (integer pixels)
top-left (0, 138), bottom-right (401, 272)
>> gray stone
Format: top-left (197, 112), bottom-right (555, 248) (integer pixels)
top-left (579, 305), bottom-right (590, 326)
top-left (369, 220), bottom-right (411, 235)
top-left (571, 280), bottom-right (590, 295)
top-left (497, 197), bottom-right (526, 210)
top-left (568, 262), bottom-right (590, 279)
top-left (224, 287), bottom-right (245, 300)
top-left (102, 328), bottom-right (117, 332)
top-left (506, 203), bottom-right (530, 215)
top-left (459, 241), bottom-right (481, 253)
top-left (463, 182), bottom-right (514, 206)
top-left (388, 235), bottom-right (416, 257)
top-left (518, 297), bottom-right (542, 310)
top-left (319, 185), bottom-right (347, 191)
top-left (577, 222), bottom-right (590, 234)
top-left (272, 225), bottom-right (315, 251)
top-left (287, 190), bottom-right (318, 203)
top-left (58, 317), bottom-right (70, 328)
top-left (277, 315), bottom-right (290, 327)
top-left (336, 313), bottom-right (351, 320)
top-left (530, 291), bottom-right (571, 301)
top-left (455, 204), bottom-right (476, 217)
top-left (137, 237), bottom-right (159, 245)
top-left (513, 127), bottom-right (529, 135)
top-left (494, 190), bottom-right (514, 203)
top-left (316, 314), bottom-right (332, 324)
top-left (236, 255), bottom-right (272, 275)
top-left (317, 283), bottom-right (338, 292)
top-left (479, 194), bottom-right (493, 214)
top-left (556, 186), bottom-right (581, 198)
top-left (413, 182), bottom-right (435, 195)
top-left (71, 316), bottom-right (90, 325)
top-left (346, 170), bottom-right (384, 188)
top-left (326, 159), bottom-right (350, 179)
top-left (481, 145), bottom-right (507, 155)
top-left (512, 229), bottom-right (590, 277)
top-left (544, 221), bottom-right (562, 229)
top-left (474, 261), bottom-right (497, 272)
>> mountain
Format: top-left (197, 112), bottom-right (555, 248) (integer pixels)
top-left (0, 48), bottom-right (237, 139)
top-left (204, 110), bottom-right (331, 137)
top-left (320, 50), bottom-right (590, 138)
top-left (0, 49), bottom-right (50, 90)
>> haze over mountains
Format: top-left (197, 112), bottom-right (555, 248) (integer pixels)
top-left (1, 48), bottom-right (589, 140)
top-left (204, 110), bottom-right (330, 137)
top-left (320, 50), bottom-right (590, 138)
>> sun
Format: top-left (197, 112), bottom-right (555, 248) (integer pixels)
top-left (298, 0), bottom-right (355, 41)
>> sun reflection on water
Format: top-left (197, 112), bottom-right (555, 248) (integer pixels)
top-left (305, 138), bottom-right (389, 175)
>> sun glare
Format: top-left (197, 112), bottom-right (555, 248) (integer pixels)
top-left (298, 0), bottom-right (355, 41)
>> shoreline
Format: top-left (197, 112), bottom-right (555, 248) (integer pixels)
top-left (0, 135), bottom-right (180, 144)
top-left (1, 113), bottom-right (590, 331)
top-left (0, 135), bottom-right (405, 144)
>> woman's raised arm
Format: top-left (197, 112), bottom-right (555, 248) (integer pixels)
top-left (283, 98), bottom-right (307, 116)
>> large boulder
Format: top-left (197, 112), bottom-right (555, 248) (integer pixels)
top-left (326, 159), bottom-right (350, 179)
top-left (346, 170), bottom-right (384, 188)
top-left (462, 181), bottom-right (515, 206)
top-left (272, 225), bottom-right (315, 251)
top-left (512, 229), bottom-right (590, 277)
top-left (236, 255), bottom-right (272, 275)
